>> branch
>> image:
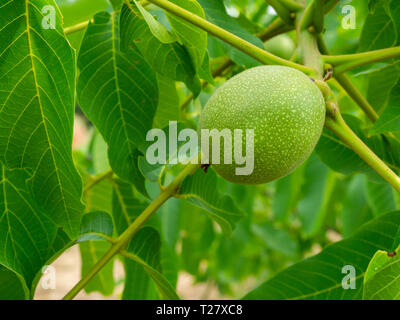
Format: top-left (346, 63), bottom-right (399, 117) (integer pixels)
top-left (83, 170), bottom-right (114, 194)
top-left (334, 73), bottom-right (379, 122)
top-left (322, 46), bottom-right (400, 73)
top-left (257, 17), bottom-right (294, 42)
top-left (64, 20), bottom-right (90, 35)
top-left (299, 0), bottom-right (316, 30)
top-left (299, 0), bottom-right (339, 30)
top-left (265, 0), bottom-right (294, 25)
top-left (144, 0), bottom-right (314, 74)
top-left (325, 111), bottom-right (400, 193)
top-left (316, 34), bottom-right (379, 122)
top-left (299, 7), bottom-right (400, 191)
top-left (279, 0), bottom-right (304, 11)
top-left (62, 162), bottom-right (200, 300)
top-left (296, 5), bottom-right (323, 77)
top-left (298, 29), bottom-right (323, 77)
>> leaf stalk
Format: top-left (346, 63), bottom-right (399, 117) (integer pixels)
top-left (322, 46), bottom-right (400, 73)
top-left (144, 0), bottom-right (314, 74)
top-left (325, 112), bottom-right (400, 193)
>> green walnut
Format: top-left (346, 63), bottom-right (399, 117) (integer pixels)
top-left (198, 65), bottom-right (326, 185)
top-left (263, 34), bottom-right (296, 60)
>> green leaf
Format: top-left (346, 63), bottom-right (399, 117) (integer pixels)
top-left (138, 156), bottom-right (163, 182)
top-left (79, 185), bottom-right (116, 296)
top-left (297, 154), bottom-right (334, 238)
top-left (57, 0), bottom-right (111, 49)
top-left (180, 200), bottom-right (215, 275)
top-left (272, 166), bottom-right (304, 222)
top-left (120, 2), bottom-right (200, 95)
top-left (165, 0), bottom-right (207, 71)
top-left (139, 122), bottom-right (195, 182)
top-left (0, 0), bottom-right (84, 237)
top-left (159, 242), bottom-right (179, 288)
top-left (198, 0), bottom-right (264, 67)
top-left (123, 227), bottom-right (179, 300)
top-left (390, 1), bottom-right (400, 45)
top-left (360, 2), bottom-right (397, 52)
top-left (79, 241), bottom-right (115, 296)
top-left (177, 168), bottom-right (245, 236)
top-left (90, 131), bottom-right (111, 174)
top-left (243, 211), bottom-right (400, 300)
top-left (198, 52), bottom-right (215, 84)
top-left (77, 11), bottom-right (158, 197)
top-left (384, 135), bottom-right (400, 171)
top-left (109, 0), bottom-right (123, 10)
top-left (341, 175), bottom-right (373, 238)
top-left (158, 197), bottom-right (181, 248)
top-left (0, 166), bottom-right (58, 291)
top-left (153, 75), bottom-right (180, 129)
top-left (85, 176), bottom-right (113, 214)
top-left (366, 62), bottom-right (400, 114)
top-left (316, 115), bottom-right (383, 181)
top-left (370, 79), bottom-right (400, 134)
top-left (0, 265), bottom-right (29, 300)
top-left (112, 178), bottom-right (149, 235)
top-left (46, 227), bottom-right (72, 259)
top-left (365, 180), bottom-right (397, 217)
top-left (77, 209), bottom-right (115, 296)
top-left (363, 245), bottom-right (400, 299)
top-left (133, 0), bottom-right (176, 43)
top-left (78, 211), bottom-right (114, 242)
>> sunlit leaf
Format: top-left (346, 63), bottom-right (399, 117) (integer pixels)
top-left (77, 11), bottom-right (157, 197)
top-left (165, 0), bottom-right (207, 71)
top-left (153, 75), bottom-right (180, 129)
top-left (243, 211), bottom-right (400, 300)
top-left (120, 1), bottom-right (201, 95)
top-left (133, 0), bottom-right (176, 44)
top-left (363, 245), bottom-right (400, 299)
top-left (198, 0), bottom-right (263, 67)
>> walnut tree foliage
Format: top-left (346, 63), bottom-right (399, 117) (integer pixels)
top-left (0, 0), bottom-right (400, 300)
